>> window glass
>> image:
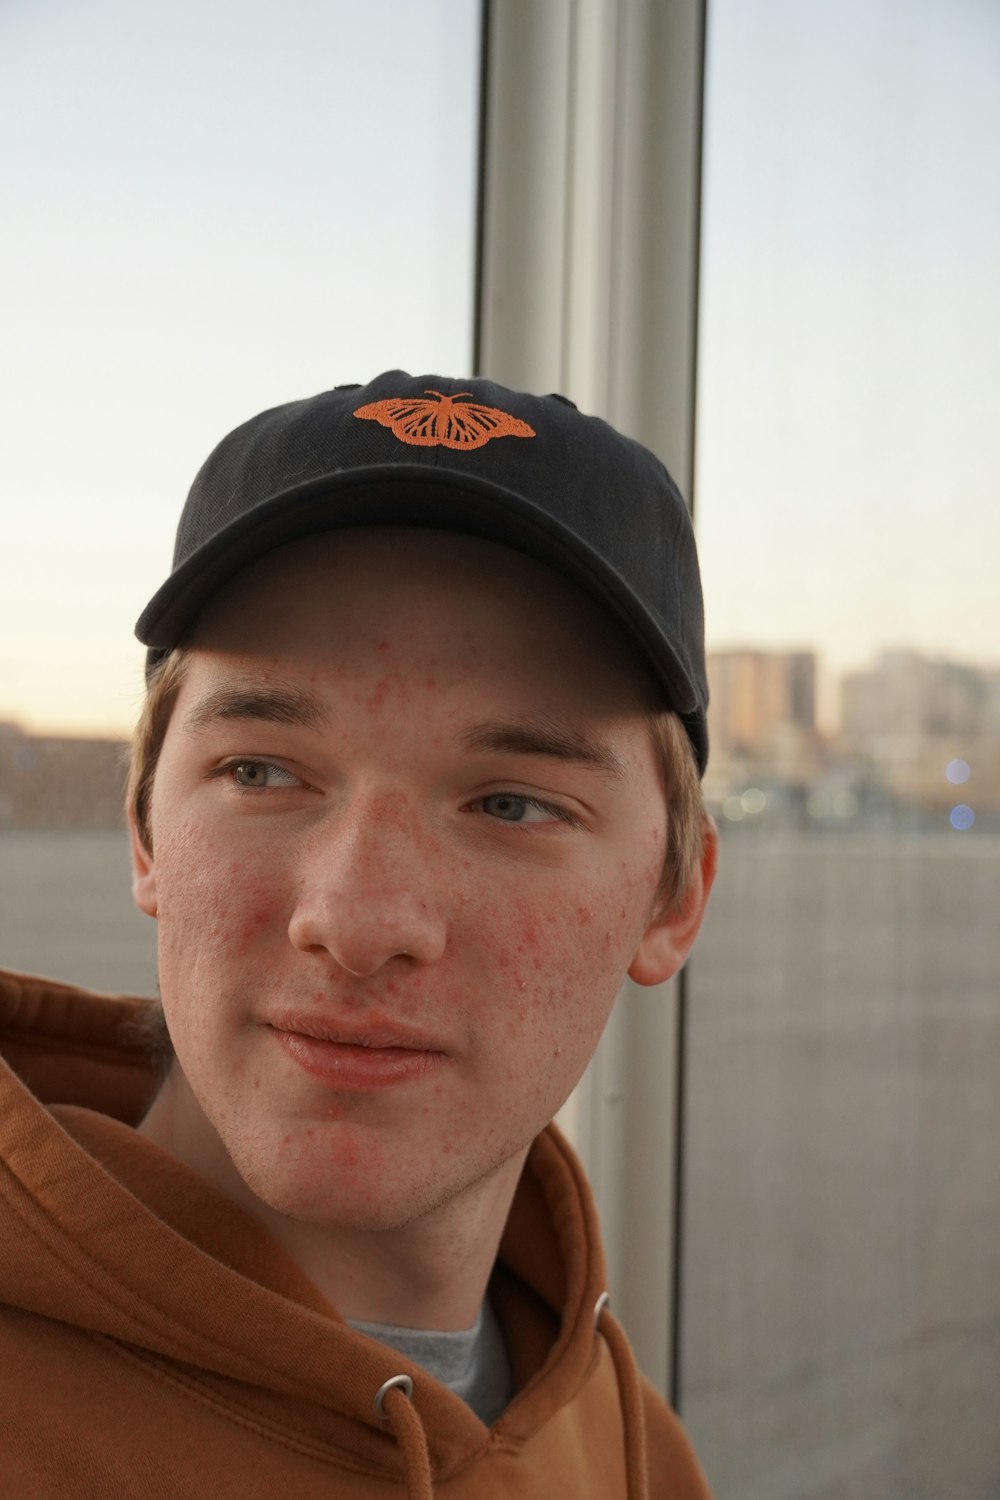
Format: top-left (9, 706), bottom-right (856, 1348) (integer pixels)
top-left (682, 3), bottom-right (1000, 1495)
top-left (0, 0), bottom-right (480, 994)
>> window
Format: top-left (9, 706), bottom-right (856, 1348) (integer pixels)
top-left (681, 4), bottom-right (1000, 1494)
top-left (0, 0), bottom-right (480, 993)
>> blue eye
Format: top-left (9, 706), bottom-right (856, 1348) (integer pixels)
top-left (481, 793), bottom-right (556, 824)
top-left (230, 760), bottom-right (299, 789)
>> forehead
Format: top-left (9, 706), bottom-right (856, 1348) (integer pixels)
top-left (183, 527), bottom-right (660, 718)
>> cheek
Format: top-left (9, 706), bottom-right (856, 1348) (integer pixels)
top-left (152, 823), bottom-right (288, 975)
top-left (471, 856), bottom-right (661, 1061)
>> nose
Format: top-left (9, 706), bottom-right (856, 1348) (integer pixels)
top-left (287, 795), bottom-right (448, 977)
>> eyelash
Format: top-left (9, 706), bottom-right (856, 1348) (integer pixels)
top-left (477, 793), bottom-right (580, 828)
top-left (213, 758), bottom-right (302, 791)
top-left (212, 761), bottom-right (580, 828)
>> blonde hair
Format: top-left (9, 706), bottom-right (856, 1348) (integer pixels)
top-left (127, 650), bottom-right (190, 855)
top-left (646, 710), bottom-right (708, 916)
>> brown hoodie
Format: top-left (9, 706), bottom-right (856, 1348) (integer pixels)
top-left (0, 968), bottom-right (712, 1498)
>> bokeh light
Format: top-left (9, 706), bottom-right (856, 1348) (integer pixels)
top-left (949, 804), bottom-right (975, 831)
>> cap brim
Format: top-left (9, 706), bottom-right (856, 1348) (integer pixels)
top-left (136, 464), bottom-right (707, 771)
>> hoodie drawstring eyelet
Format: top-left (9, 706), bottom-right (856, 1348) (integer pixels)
top-left (594, 1293), bottom-right (650, 1500)
top-left (373, 1374), bottom-right (434, 1499)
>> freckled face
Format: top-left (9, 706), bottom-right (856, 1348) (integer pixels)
top-left (139, 529), bottom-right (674, 1232)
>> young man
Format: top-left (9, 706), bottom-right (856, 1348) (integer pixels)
top-left (0, 372), bottom-right (717, 1497)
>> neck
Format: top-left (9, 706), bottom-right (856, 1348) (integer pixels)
top-left (138, 1068), bottom-right (526, 1330)
top-left (258, 1174), bottom-right (521, 1329)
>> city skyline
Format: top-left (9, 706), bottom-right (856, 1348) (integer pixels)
top-left (5, 636), bottom-right (996, 745)
top-left (3, 637), bottom-right (998, 742)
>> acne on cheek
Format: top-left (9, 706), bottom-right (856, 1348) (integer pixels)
top-left (154, 836), bottom-right (260, 913)
top-left (160, 848), bottom-right (280, 953)
top-left (238, 903), bottom-right (275, 944)
top-left (500, 1002), bottom-right (532, 1043)
top-left (483, 900), bottom-right (600, 985)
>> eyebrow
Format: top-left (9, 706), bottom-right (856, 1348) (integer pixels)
top-left (182, 683), bottom-right (329, 735)
top-left (181, 689), bottom-right (626, 778)
top-left (457, 716), bottom-right (627, 780)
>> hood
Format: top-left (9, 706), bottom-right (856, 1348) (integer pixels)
top-left (0, 967), bottom-right (647, 1493)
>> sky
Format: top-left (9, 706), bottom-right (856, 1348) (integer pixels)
top-left (695, 0), bottom-right (1000, 689)
top-left (1, 0), bottom-right (997, 738)
top-left (1, 0), bottom-right (480, 736)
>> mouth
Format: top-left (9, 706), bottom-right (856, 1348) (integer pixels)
top-left (264, 1013), bottom-right (450, 1091)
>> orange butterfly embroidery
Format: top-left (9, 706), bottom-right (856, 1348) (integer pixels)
top-left (353, 390), bottom-right (536, 450)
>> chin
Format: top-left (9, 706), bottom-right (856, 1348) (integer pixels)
top-left (227, 1116), bottom-right (526, 1238)
top-left (224, 1128), bottom-right (445, 1233)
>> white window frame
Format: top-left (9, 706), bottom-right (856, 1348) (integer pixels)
top-left (474, 0), bottom-right (707, 1398)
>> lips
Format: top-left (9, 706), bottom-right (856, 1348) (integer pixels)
top-left (265, 1011), bottom-right (450, 1052)
top-left (265, 1012), bottom-right (450, 1091)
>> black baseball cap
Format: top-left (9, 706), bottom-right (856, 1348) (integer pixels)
top-left (136, 370), bottom-right (709, 772)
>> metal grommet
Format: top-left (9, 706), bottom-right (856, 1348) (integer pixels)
top-left (373, 1373), bottom-right (414, 1419)
top-left (593, 1291), bottom-right (610, 1332)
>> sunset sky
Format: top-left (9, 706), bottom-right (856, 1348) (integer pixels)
top-left (2, 0), bottom-right (997, 739)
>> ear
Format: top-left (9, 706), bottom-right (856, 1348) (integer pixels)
top-left (128, 810), bottom-right (159, 919)
top-left (627, 817), bottom-right (718, 987)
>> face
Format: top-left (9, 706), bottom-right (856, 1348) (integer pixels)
top-left (133, 529), bottom-right (708, 1233)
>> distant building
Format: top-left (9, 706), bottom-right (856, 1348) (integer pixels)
top-left (0, 725), bottom-right (128, 828)
top-left (840, 651), bottom-right (1000, 813)
top-left (841, 651), bottom-right (994, 742)
top-left (706, 646), bottom-right (1000, 826)
top-left (707, 649), bottom-right (819, 780)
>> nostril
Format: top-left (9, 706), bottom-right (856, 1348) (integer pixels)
top-left (287, 888), bottom-right (447, 976)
